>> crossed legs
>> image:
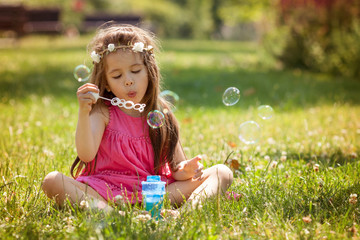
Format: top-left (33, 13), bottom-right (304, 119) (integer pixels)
top-left (42, 164), bottom-right (233, 209)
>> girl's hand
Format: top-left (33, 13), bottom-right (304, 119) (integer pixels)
top-left (176, 155), bottom-right (204, 181)
top-left (77, 83), bottom-right (99, 114)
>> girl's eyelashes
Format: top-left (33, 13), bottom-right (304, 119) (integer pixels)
top-left (131, 69), bottom-right (141, 74)
top-left (111, 69), bottom-right (141, 79)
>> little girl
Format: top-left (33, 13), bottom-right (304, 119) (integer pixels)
top-left (42, 24), bottom-right (233, 209)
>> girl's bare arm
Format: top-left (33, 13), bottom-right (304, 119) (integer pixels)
top-left (75, 83), bottom-right (107, 162)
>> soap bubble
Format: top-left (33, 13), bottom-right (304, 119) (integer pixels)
top-left (222, 87), bottom-right (240, 106)
top-left (257, 105), bottom-right (274, 120)
top-left (160, 90), bottom-right (179, 112)
top-left (74, 64), bottom-right (91, 82)
top-left (160, 90), bottom-right (179, 105)
top-left (239, 121), bottom-right (261, 145)
top-left (147, 110), bottom-right (165, 129)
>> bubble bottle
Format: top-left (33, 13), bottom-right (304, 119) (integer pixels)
top-left (141, 175), bottom-right (166, 219)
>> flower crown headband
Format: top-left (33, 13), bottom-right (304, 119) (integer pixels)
top-left (90, 42), bottom-right (154, 64)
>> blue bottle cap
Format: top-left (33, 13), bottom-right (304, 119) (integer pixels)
top-left (146, 175), bottom-right (161, 182)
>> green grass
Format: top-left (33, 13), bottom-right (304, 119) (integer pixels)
top-left (1, 35), bottom-right (360, 239)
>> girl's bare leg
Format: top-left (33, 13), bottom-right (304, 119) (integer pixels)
top-left (42, 171), bottom-right (108, 207)
top-left (166, 164), bottom-right (233, 208)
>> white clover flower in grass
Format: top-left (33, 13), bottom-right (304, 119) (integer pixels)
top-left (302, 215), bottom-right (312, 223)
top-left (161, 209), bottom-right (180, 219)
top-left (97, 201), bottom-right (107, 209)
top-left (313, 163), bottom-right (320, 172)
top-left (245, 166), bottom-right (252, 172)
top-left (108, 43), bottom-right (115, 52)
top-left (43, 148), bottom-right (54, 158)
top-left (80, 200), bottom-right (89, 209)
top-left (65, 225), bottom-right (75, 233)
top-left (349, 194), bottom-right (358, 204)
top-left (135, 214), bottom-right (151, 222)
top-left (91, 51), bottom-right (101, 63)
top-left (267, 137), bottom-right (276, 145)
top-left (132, 42), bottom-right (144, 52)
top-left (115, 194), bottom-right (124, 201)
top-left (270, 161), bottom-right (278, 169)
top-left (63, 216), bottom-right (75, 224)
top-left (115, 194), bottom-right (125, 205)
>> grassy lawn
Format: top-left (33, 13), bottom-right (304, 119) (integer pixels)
top-left (0, 35), bottom-right (360, 239)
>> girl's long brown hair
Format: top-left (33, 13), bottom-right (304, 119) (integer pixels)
top-left (71, 24), bottom-right (180, 178)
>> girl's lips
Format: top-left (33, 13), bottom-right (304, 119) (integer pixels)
top-left (127, 91), bottom-right (137, 98)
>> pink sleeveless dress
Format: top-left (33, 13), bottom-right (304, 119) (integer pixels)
top-left (76, 104), bottom-right (175, 204)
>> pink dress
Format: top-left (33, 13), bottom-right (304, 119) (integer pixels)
top-left (76, 104), bottom-right (175, 204)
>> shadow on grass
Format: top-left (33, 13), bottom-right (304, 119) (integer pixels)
top-left (232, 148), bottom-right (359, 178)
top-left (1, 63), bottom-right (360, 109)
top-left (286, 149), bottom-right (359, 167)
top-left (0, 65), bottom-right (78, 101)
top-left (162, 67), bottom-right (360, 109)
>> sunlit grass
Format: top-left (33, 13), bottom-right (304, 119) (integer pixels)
top-left (0, 35), bottom-right (359, 239)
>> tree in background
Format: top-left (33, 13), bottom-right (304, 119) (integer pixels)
top-left (218, 0), bottom-right (270, 25)
top-left (264, 0), bottom-right (360, 78)
top-left (112, 0), bottom-right (213, 39)
top-left (217, 0), bottom-right (271, 40)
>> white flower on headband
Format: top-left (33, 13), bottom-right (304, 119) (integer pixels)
top-left (108, 43), bottom-right (115, 52)
top-left (145, 45), bottom-right (153, 51)
top-left (132, 42), bottom-right (144, 52)
top-left (90, 42), bottom-right (153, 64)
top-left (91, 51), bottom-right (101, 63)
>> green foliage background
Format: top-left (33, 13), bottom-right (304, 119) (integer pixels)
top-left (5, 0), bottom-right (270, 38)
top-left (263, 0), bottom-right (360, 79)
top-left (6, 0), bottom-right (360, 78)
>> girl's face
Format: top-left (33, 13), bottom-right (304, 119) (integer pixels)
top-left (105, 50), bottom-right (149, 115)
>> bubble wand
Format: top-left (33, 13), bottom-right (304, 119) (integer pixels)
top-left (89, 92), bottom-right (146, 113)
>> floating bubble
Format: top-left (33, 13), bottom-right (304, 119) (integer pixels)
top-left (74, 64), bottom-right (91, 82)
top-left (160, 90), bottom-right (179, 112)
top-left (147, 110), bottom-right (165, 129)
top-left (257, 105), bottom-right (274, 120)
top-left (222, 87), bottom-right (240, 106)
top-left (239, 121), bottom-right (261, 145)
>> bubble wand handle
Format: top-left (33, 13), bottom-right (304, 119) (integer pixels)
top-left (98, 96), bottom-right (112, 102)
